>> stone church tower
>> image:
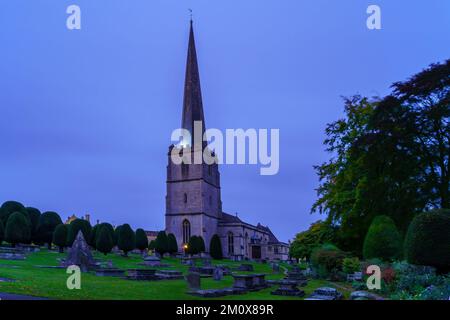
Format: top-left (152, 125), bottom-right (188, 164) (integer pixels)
top-left (165, 20), bottom-right (222, 252)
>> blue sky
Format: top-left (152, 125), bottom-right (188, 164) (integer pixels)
top-left (0, 1), bottom-right (449, 241)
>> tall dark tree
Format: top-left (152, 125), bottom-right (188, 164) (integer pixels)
top-left (188, 235), bottom-right (202, 255)
top-left (98, 223), bottom-right (115, 245)
top-left (52, 224), bottom-right (68, 253)
top-left (0, 201), bottom-right (27, 226)
top-left (96, 225), bottom-right (114, 256)
top-left (155, 231), bottom-right (168, 256)
top-left (149, 239), bottom-right (156, 251)
top-left (117, 224), bottom-right (135, 256)
top-left (209, 234), bottom-right (223, 260)
top-left (89, 224), bottom-right (100, 249)
top-left (5, 212), bottom-right (31, 247)
top-left (312, 59), bottom-right (450, 254)
top-left (198, 236), bottom-right (206, 253)
top-left (0, 220), bottom-right (5, 245)
top-left (67, 219), bottom-right (92, 247)
top-left (37, 211), bottom-right (63, 249)
top-left (167, 233), bottom-right (178, 255)
top-left (135, 228), bottom-right (148, 253)
top-left (25, 207), bottom-right (41, 244)
top-left (114, 225), bottom-right (122, 247)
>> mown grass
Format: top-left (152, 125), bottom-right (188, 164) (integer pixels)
top-left (0, 250), bottom-right (337, 300)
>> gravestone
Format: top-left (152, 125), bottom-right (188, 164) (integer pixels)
top-left (186, 272), bottom-right (201, 292)
top-left (213, 267), bottom-right (223, 281)
top-left (126, 269), bottom-right (158, 280)
top-left (202, 258), bottom-right (212, 267)
top-left (271, 280), bottom-right (305, 297)
top-left (350, 291), bottom-right (380, 300)
top-left (61, 231), bottom-right (96, 272)
top-left (143, 254), bottom-right (162, 267)
top-left (156, 270), bottom-right (184, 280)
top-left (306, 287), bottom-right (344, 300)
top-left (272, 263), bottom-right (280, 273)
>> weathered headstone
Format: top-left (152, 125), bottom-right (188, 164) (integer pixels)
top-left (306, 287), bottom-right (344, 300)
top-left (271, 280), bottom-right (305, 297)
top-left (272, 263), bottom-right (280, 273)
top-left (213, 267), bottom-right (223, 281)
top-left (143, 254), bottom-right (161, 267)
top-left (186, 272), bottom-right (201, 291)
top-left (61, 231), bottom-right (96, 272)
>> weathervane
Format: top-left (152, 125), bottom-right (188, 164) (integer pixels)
top-left (189, 8), bottom-right (193, 21)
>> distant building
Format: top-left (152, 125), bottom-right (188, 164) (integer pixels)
top-left (145, 230), bottom-right (158, 243)
top-left (65, 213), bottom-right (92, 225)
top-left (165, 21), bottom-right (289, 261)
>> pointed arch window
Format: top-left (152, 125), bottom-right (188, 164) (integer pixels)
top-left (184, 193), bottom-right (188, 204)
top-left (228, 232), bottom-right (234, 255)
top-left (182, 219), bottom-right (191, 244)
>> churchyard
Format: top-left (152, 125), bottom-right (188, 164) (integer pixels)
top-left (0, 248), bottom-right (349, 300)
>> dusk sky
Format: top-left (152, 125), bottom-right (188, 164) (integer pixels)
top-left (0, 1), bottom-right (449, 242)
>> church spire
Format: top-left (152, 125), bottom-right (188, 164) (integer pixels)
top-left (181, 19), bottom-right (205, 146)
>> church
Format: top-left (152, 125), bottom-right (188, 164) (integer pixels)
top-left (165, 21), bottom-right (289, 261)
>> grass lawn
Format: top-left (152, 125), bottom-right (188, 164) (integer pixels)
top-left (0, 249), bottom-right (342, 300)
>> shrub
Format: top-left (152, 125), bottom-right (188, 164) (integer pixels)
top-left (188, 236), bottom-right (202, 255)
top-left (311, 243), bottom-right (347, 279)
top-left (404, 209), bottom-right (450, 273)
top-left (155, 231), bottom-right (168, 256)
top-left (135, 228), bottom-right (148, 252)
top-left (0, 201), bottom-right (27, 226)
top-left (0, 220), bottom-right (4, 245)
top-left (167, 233), bottom-right (178, 254)
top-left (363, 215), bottom-right (402, 261)
top-left (290, 220), bottom-right (336, 260)
top-left (52, 224), bottom-right (68, 253)
top-left (113, 225), bottom-right (122, 246)
top-left (198, 236), bottom-right (206, 253)
top-left (67, 219), bottom-right (92, 246)
top-left (37, 211), bottom-right (63, 249)
top-left (210, 234), bottom-right (223, 260)
top-left (117, 224), bottom-right (135, 256)
top-left (149, 240), bottom-right (156, 251)
top-left (89, 224), bottom-right (100, 249)
top-left (96, 225), bottom-right (114, 255)
top-left (25, 207), bottom-right (41, 244)
top-left (382, 267), bottom-right (396, 284)
top-left (5, 212), bottom-right (31, 246)
top-left (342, 257), bottom-right (361, 274)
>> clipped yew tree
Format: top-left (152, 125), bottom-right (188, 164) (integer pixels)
top-left (187, 235), bottom-right (200, 255)
top-left (37, 211), bottom-right (63, 249)
top-left (0, 201), bottom-right (27, 226)
top-left (0, 220), bottom-right (4, 245)
top-left (404, 209), bottom-right (450, 273)
top-left (89, 224), bottom-right (100, 249)
top-left (135, 228), bottom-right (148, 253)
top-left (198, 236), bottom-right (206, 253)
top-left (96, 225), bottom-right (114, 256)
top-left (25, 207), bottom-right (41, 244)
top-left (210, 234), bottom-right (223, 260)
top-left (67, 219), bottom-right (92, 247)
top-left (117, 224), bottom-right (135, 256)
top-left (167, 233), bottom-right (178, 255)
top-left (363, 215), bottom-right (402, 261)
top-left (53, 224), bottom-right (68, 253)
top-left (149, 240), bottom-right (156, 251)
top-left (5, 212), bottom-right (31, 247)
top-left (114, 225), bottom-right (122, 247)
top-left (155, 231), bottom-right (168, 256)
